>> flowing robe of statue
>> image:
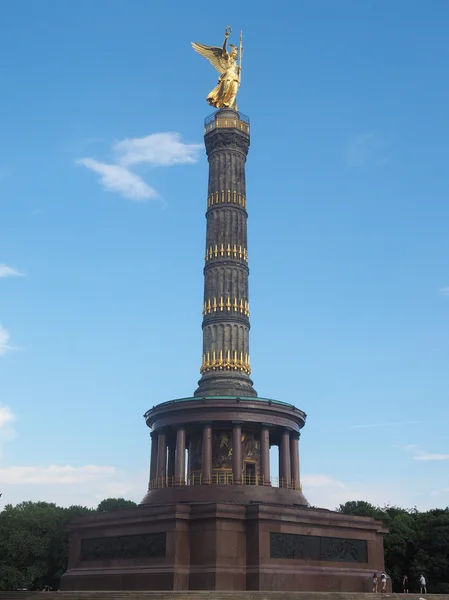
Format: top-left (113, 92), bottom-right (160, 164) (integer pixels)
top-left (207, 58), bottom-right (240, 109)
top-left (192, 27), bottom-right (242, 111)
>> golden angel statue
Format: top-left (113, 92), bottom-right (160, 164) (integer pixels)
top-left (191, 26), bottom-right (243, 111)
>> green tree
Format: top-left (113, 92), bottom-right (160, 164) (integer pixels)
top-left (383, 511), bottom-right (417, 590)
top-left (96, 497), bottom-right (137, 513)
top-left (0, 498), bottom-right (137, 590)
top-left (0, 501), bottom-right (93, 590)
top-left (410, 508), bottom-right (449, 594)
top-left (337, 501), bottom-right (449, 593)
top-left (337, 500), bottom-right (386, 521)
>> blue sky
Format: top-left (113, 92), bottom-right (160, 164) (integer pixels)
top-left (1, 0), bottom-right (449, 510)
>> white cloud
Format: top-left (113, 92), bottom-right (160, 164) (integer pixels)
top-left (343, 132), bottom-right (385, 168)
top-left (302, 471), bottom-right (437, 511)
top-left (0, 406), bottom-right (15, 429)
top-left (114, 132), bottom-right (202, 167)
top-left (348, 420), bottom-right (419, 429)
top-left (0, 406), bottom-right (16, 457)
top-left (0, 324), bottom-right (14, 356)
top-left (302, 474), bottom-right (346, 489)
top-left (440, 286), bottom-right (449, 296)
top-left (415, 452), bottom-right (449, 461)
top-left (0, 462), bottom-right (444, 511)
top-left (302, 473), bottom-right (358, 509)
top-left (76, 159), bottom-right (157, 202)
top-left (0, 411), bottom-right (146, 507)
top-left (77, 131), bottom-right (201, 201)
top-left (0, 264), bottom-right (23, 278)
top-left (431, 487), bottom-right (449, 496)
top-left (0, 464), bottom-right (115, 485)
top-left (0, 464), bottom-right (146, 508)
top-left (403, 444), bottom-right (449, 461)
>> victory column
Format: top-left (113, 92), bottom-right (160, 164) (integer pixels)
top-left (62, 28), bottom-right (387, 592)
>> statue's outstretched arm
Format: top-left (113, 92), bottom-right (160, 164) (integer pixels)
top-left (222, 26), bottom-right (231, 56)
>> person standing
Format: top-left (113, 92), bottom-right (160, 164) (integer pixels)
top-left (372, 573), bottom-right (378, 593)
top-left (402, 575), bottom-right (409, 593)
top-left (420, 574), bottom-right (427, 594)
top-left (381, 572), bottom-right (387, 593)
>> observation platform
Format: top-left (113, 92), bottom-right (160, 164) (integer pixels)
top-left (204, 109), bottom-right (250, 134)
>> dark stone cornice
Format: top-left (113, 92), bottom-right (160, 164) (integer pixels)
top-left (202, 313), bottom-right (250, 328)
top-left (205, 129), bottom-right (250, 157)
top-left (205, 204), bottom-right (248, 217)
top-left (203, 260), bottom-right (249, 275)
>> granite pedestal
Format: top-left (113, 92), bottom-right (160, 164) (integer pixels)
top-left (62, 500), bottom-right (386, 591)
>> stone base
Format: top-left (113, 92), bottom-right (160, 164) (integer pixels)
top-left (5, 595), bottom-right (449, 600)
top-left (141, 482), bottom-right (308, 506)
top-left (61, 501), bottom-right (386, 591)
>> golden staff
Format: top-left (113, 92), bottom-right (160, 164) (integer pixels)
top-left (239, 31), bottom-right (243, 83)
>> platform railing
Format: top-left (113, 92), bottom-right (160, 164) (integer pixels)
top-left (148, 473), bottom-right (302, 491)
top-left (204, 111), bottom-right (250, 134)
top-left (204, 111), bottom-right (250, 126)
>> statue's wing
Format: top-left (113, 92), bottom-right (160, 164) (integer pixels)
top-left (191, 42), bottom-right (227, 74)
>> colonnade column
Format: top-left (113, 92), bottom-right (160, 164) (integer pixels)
top-left (167, 444), bottom-right (175, 481)
top-left (175, 427), bottom-right (186, 485)
top-left (201, 424), bottom-right (212, 484)
top-left (187, 439), bottom-right (192, 484)
top-left (260, 425), bottom-right (270, 485)
top-left (149, 431), bottom-right (158, 483)
top-left (232, 422), bottom-right (242, 484)
top-left (279, 429), bottom-right (291, 488)
top-left (157, 430), bottom-right (167, 485)
top-left (290, 432), bottom-right (300, 490)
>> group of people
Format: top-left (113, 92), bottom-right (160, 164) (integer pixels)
top-left (372, 572), bottom-right (389, 593)
top-left (372, 572), bottom-right (427, 593)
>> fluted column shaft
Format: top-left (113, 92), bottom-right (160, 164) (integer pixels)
top-left (280, 429), bottom-right (291, 487)
top-left (157, 431), bottom-right (167, 484)
top-left (175, 427), bottom-right (186, 485)
top-left (232, 423), bottom-right (242, 484)
top-left (167, 444), bottom-right (175, 481)
top-left (149, 432), bottom-right (158, 482)
top-left (187, 440), bottom-right (192, 482)
top-left (260, 426), bottom-right (270, 485)
top-left (195, 109), bottom-right (256, 398)
top-left (202, 424), bottom-right (212, 483)
top-left (290, 433), bottom-right (300, 490)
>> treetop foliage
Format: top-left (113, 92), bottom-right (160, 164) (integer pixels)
top-left (0, 497), bottom-right (447, 592)
top-left (338, 500), bottom-right (449, 593)
top-left (0, 497), bottom-right (137, 591)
